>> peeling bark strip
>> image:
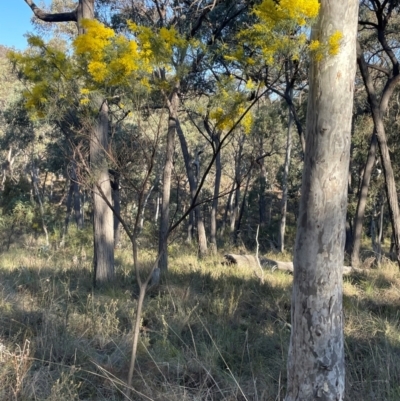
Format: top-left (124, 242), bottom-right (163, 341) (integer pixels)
top-left (285, 2), bottom-right (359, 401)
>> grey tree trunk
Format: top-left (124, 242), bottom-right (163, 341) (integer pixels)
top-left (210, 135), bottom-right (221, 254)
top-left (234, 167), bottom-right (252, 246)
top-left (140, 184), bottom-right (154, 232)
top-left (351, 133), bottom-right (377, 267)
top-left (221, 180), bottom-right (235, 234)
top-left (193, 149), bottom-right (208, 257)
top-left (285, 1), bottom-right (359, 399)
top-left (372, 195), bottom-right (384, 266)
top-left (111, 171), bottom-right (121, 248)
top-left (69, 159), bottom-right (83, 229)
top-left (257, 148), bottom-right (268, 226)
top-left (92, 100), bottom-right (114, 283)
top-left (158, 91), bottom-right (177, 272)
top-left (171, 93), bottom-right (208, 254)
top-left (155, 193), bottom-right (160, 223)
top-left (231, 135), bottom-right (245, 233)
top-left (278, 105), bottom-right (293, 253)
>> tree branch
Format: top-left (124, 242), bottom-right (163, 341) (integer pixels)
top-left (24, 0), bottom-right (77, 23)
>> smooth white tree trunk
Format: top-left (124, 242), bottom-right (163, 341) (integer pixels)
top-left (285, 2), bottom-right (359, 400)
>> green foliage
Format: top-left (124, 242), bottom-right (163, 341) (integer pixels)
top-left (0, 176), bottom-right (32, 214)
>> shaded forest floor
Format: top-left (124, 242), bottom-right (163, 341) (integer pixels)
top-left (1, 237), bottom-right (400, 400)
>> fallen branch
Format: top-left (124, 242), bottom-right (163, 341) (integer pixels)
top-left (224, 254), bottom-right (365, 275)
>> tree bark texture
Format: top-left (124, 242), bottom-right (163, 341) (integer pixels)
top-left (351, 133), bottom-right (377, 267)
top-left (92, 100), bottom-right (114, 283)
top-left (285, 2), bottom-right (359, 400)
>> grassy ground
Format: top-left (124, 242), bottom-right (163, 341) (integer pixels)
top-left (1, 240), bottom-right (400, 400)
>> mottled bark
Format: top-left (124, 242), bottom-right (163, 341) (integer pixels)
top-left (351, 133), bottom-right (377, 267)
top-left (285, 1), bottom-right (359, 400)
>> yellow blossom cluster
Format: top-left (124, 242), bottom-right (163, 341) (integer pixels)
top-left (227, 0), bottom-right (320, 67)
top-left (309, 30), bottom-right (343, 61)
top-left (328, 31), bottom-right (343, 55)
top-left (208, 78), bottom-right (253, 134)
top-left (7, 37), bottom-right (72, 116)
top-left (73, 19), bottom-right (188, 88)
top-left (127, 22), bottom-right (187, 67)
top-left (9, 18), bottom-right (191, 117)
top-left (227, 0), bottom-right (343, 68)
top-left (74, 19), bottom-right (142, 85)
top-left (254, 0), bottom-right (320, 28)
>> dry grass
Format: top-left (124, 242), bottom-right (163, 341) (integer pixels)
top-left (0, 241), bottom-right (400, 400)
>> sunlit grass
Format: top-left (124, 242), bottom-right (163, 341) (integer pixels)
top-left (0, 241), bottom-right (399, 400)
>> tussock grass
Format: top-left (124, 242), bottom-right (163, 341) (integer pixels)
top-left (0, 243), bottom-right (399, 400)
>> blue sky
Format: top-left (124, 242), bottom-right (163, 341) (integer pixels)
top-left (0, 1), bottom-right (52, 50)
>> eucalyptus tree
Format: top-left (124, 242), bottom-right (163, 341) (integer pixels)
top-left (286, 0), bottom-right (359, 398)
top-left (22, 0), bottom-right (115, 283)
